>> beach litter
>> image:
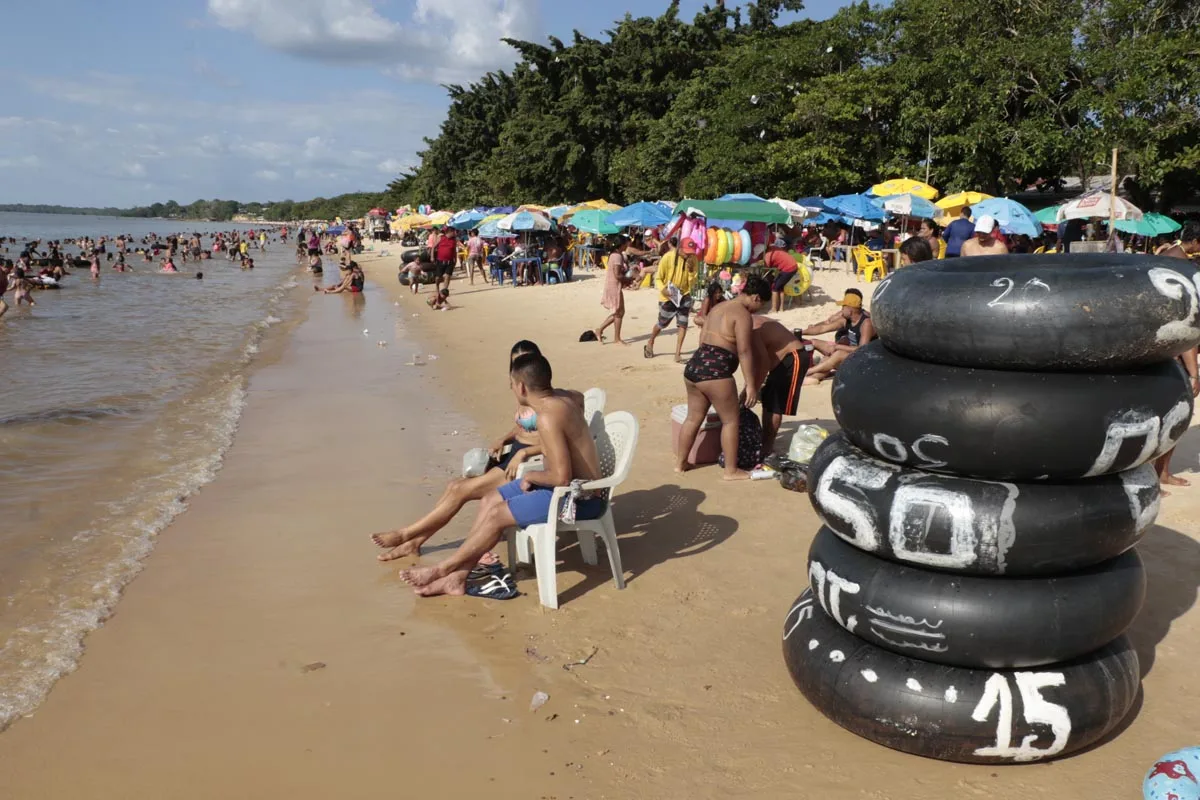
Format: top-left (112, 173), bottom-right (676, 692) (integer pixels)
top-left (301, 662), bottom-right (327, 673)
top-left (563, 646), bottom-right (599, 671)
top-left (530, 691), bottom-right (550, 712)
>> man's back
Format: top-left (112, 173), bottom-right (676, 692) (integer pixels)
top-left (944, 218), bottom-right (975, 255)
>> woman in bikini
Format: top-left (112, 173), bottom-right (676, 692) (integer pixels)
top-left (675, 276), bottom-right (770, 480)
top-left (370, 341), bottom-right (585, 560)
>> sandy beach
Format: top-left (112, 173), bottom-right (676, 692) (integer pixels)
top-left (2, 250), bottom-right (1198, 799)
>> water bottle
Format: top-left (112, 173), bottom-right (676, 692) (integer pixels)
top-left (787, 424), bottom-right (828, 464)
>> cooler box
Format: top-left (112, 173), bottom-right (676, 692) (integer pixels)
top-left (671, 404), bottom-right (723, 466)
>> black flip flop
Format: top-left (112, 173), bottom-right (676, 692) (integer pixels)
top-left (466, 573), bottom-right (519, 600)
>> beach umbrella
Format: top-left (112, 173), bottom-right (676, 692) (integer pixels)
top-left (1114, 212), bottom-right (1181, 236)
top-left (546, 204), bottom-right (573, 219)
top-left (795, 196), bottom-right (828, 213)
top-left (497, 211), bottom-right (553, 232)
top-left (970, 197), bottom-right (1043, 237)
top-left (477, 220), bottom-right (515, 239)
top-left (768, 197), bottom-right (813, 223)
top-left (576, 199), bottom-right (622, 211)
top-left (1034, 205), bottom-right (1062, 225)
top-left (718, 193), bottom-right (770, 202)
top-left (394, 213), bottom-right (431, 231)
top-left (368, 207), bottom-right (388, 217)
top-left (448, 209), bottom-right (487, 230)
top-left (936, 191), bottom-right (994, 218)
top-left (571, 208), bottom-right (621, 235)
top-left (607, 201), bottom-right (673, 229)
top-left (677, 198), bottom-right (791, 224)
top-left (873, 193), bottom-right (940, 218)
top-left (825, 193), bottom-right (886, 222)
top-left (426, 211), bottom-right (453, 228)
top-left (1057, 192), bottom-right (1143, 222)
top-left (869, 178), bottom-right (939, 201)
top-left (488, 205), bottom-right (515, 215)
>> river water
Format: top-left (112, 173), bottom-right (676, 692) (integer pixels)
top-left (0, 212), bottom-right (308, 728)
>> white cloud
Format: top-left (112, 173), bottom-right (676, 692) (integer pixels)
top-left (123, 162), bottom-right (147, 177)
top-left (206, 0), bottom-right (539, 82)
top-left (254, 169), bottom-right (281, 180)
top-left (0, 155), bottom-right (40, 169)
top-left (377, 157), bottom-right (406, 174)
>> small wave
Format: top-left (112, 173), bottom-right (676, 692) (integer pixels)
top-left (0, 382), bottom-right (248, 731)
top-left (0, 405), bottom-right (135, 427)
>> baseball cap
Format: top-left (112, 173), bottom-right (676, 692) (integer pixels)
top-left (680, 239), bottom-right (699, 255)
top-left (838, 292), bottom-right (863, 309)
top-left (975, 214), bottom-right (998, 235)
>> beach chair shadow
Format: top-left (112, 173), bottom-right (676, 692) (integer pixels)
top-left (552, 484), bottom-right (737, 606)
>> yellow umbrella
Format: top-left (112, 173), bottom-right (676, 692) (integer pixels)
top-left (426, 211), bottom-right (453, 227)
top-left (936, 191), bottom-right (994, 219)
top-left (393, 213), bottom-right (431, 231)
top-left (870, 178), bottom-right (939, 201)
top-left (516, 204), bottom-right (548, 213)
top-left (578, 199), bottom-right (621, 211)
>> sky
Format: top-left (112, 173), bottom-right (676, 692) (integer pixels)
top-left (0, 0), bottom-right (844, 208)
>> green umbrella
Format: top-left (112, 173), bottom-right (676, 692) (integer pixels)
top-left (676, 198), bottom-right (791, 224)
top-left (570, 208), bottom-right (620, 235)
top-left (1114, 212), bottom-right (1181, 236)
top-left (1033, 205), bottom-right (1061, 225)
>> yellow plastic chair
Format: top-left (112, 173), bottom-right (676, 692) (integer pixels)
top-left (783, 256), bottom-right (813, 308)
top-left (937, 239), bottom-right (947, 259)
top-left (1033, 246), bottom-right (1046, 254)
top-left (852, 246), bottom-right (888, 282)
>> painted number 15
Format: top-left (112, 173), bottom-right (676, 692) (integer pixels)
top-left (971, 672), bottom-right (1071, 761)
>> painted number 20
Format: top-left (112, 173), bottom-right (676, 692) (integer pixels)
top-left (971, 672), bottom-right (1071, 761)
top-left (987, 277), bottom-right (1051, 308)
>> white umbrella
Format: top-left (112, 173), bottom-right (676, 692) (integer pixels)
top-left (1057, 192), bottom-right (1143, 222)
top-left (769, 197), bottom-right (811, 223)
top-left (496, 211), bottom-right (553, 232)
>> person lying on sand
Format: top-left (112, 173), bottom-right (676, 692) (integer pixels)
top-left (398, 352), bottom-right (605, 597)
top-left (800, 289), bottom-right (873, 385)
top-left (371, 341), bottom-right (584, 562)
top-left (675, 275), bottom-right (768, 481)
top-left (427, 288), bottom-right (452, 310)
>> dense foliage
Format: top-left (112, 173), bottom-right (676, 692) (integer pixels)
top-left (394, 0), bottom-right (1200, 211)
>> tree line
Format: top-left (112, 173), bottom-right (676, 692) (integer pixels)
top-left (390, 0), bottom-right (1200, 213)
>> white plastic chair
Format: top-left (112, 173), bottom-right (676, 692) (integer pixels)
top-left (506, 411), bottom-right (639, 609)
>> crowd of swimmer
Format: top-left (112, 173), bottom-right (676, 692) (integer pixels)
top-left (0, 229), bottom-right (283, 319)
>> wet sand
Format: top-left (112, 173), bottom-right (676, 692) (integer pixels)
top-left (2, 250), bottom-right (1198, 799)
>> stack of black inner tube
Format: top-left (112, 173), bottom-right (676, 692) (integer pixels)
top-left (782, 254), bottom-right (1200, 764)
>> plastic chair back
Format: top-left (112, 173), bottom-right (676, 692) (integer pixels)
top-left (583, 388), bottom-right (607, 437)
top-left (590, 411), bottom-right (639, 501)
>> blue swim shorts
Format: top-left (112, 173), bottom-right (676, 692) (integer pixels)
top-left (497, 479), bottom-right (608, 528)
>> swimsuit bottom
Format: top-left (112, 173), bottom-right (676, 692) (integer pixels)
top-left (684, 343), bottom-right (739, 383)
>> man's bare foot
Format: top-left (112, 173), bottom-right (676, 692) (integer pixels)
top-left (675, 356), bottom-right (685, 364)
top-left (478, 551), bottom-right (501, 567)
top-left (674, 462), bottom-right (691, 474)
top-left (415, 570), bottom-right (469, 597)
top-left (399, 565), bottom-right (441, 587)
top-left (1162, 474), bottom-right (1191, 487)
top-left (616, 339), bottom-right (631, 346)
top-left (371, 529), bottom-right (407, 548)
top-left (592, 329), bottom-right (605, 343)
top-left (378, 540), bottom-right (421, 561)
top-left (723, 470), bottom-right (752, 481)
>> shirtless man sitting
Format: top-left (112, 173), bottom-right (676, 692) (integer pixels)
top-left (960, 215), bottom-right (1009, 256)
top-left (801, 289), bottom-right (874, 385)
top-left (751, 317), bottom-right (812, 454)
top-left (675, 276), bottom-right (769, 480)
top-left (399, 353), bottom-right (607, 597)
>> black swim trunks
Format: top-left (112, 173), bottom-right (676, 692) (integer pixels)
top-left (435, 261), bottom-right (455, 279)
top-left (490, 440), bottom-right (531, 472)
top-left (684, 343), bottom-right (739, 383)
top-left (761, 349), bottom-right (811, 416)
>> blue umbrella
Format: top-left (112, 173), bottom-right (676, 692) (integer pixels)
top-left (796, 196), bottom-right (829, 213)
top-left (448, 210), bottom-right (487, 230)
top-left (970, 197), bottom-right (1042, 237)
top-left (547, 204), bottom-right (573, 219)
top-left (825, 193), bottom-right (886, 221)
top-left (607, 201), bottom-right (673, 229)
top-left (487, 205), bottom-right (515, 215)
top-left (477, 220), bottom-right (514, 239)
top-left (805, 212), bottom-right (849, 226)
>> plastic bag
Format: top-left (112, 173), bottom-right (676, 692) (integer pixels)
top-left (462, 447), bottom-right (490, 478)
top-left (787, 424), bottom-right (829, 465)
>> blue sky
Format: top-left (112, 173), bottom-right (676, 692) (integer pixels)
top-left (0, 0), bottom-right (843, 208)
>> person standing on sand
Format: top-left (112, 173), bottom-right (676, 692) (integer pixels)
top-left (398, 353), bottom-right (606, 597)
top-left (676, 276), bottom-right (769, 481)
top-left (1154, 221), bottom-right (1200, 492)
top-left (644, 238), bottom-right (700, 362)
top-left (593, 237), bottom-right (632, 345)
top-left (0, 263), bottom-right (10, 319)
top-left (750, 316), bottom-right (811, 455)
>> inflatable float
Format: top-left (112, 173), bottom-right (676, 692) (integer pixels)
top-left (808, 433), bottom-right (1158, 575)
top-left (806, 527), bottom-right (1145, 668)
top-left (782, 591), bottom-right (1140, 763)
top-left (870, 255), bottom-right (1200, 371)
top-left (833, 341), bottom-right (1194, 480)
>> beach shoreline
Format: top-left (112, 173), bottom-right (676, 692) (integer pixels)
top-left (1, 246), bottom-right (1197, 798)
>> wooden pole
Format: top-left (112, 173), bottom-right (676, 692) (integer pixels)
top-left (1109, 147), bottom-right (1119, 235)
